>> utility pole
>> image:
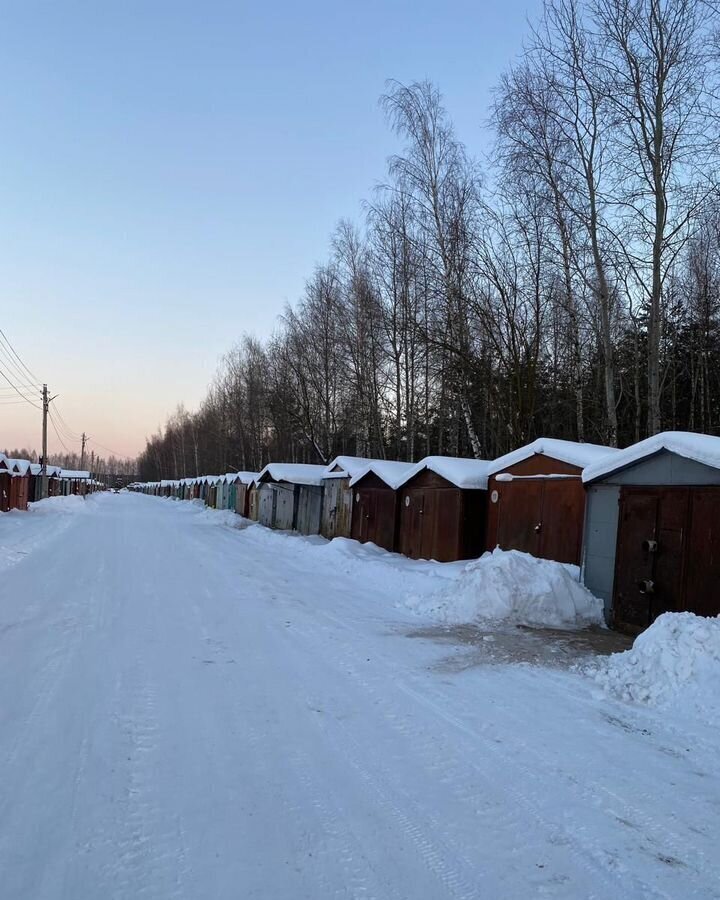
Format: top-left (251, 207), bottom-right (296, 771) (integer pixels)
top-left (80, 433), bottom-right (88, 470)
top-left (40, 384), bottom-right (58, 499)
top-left (41, 384), bottom-right (49, 498)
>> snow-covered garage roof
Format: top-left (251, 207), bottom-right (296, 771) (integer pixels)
top-left (348, 460), bottom-right (416, 489)
top-left (223, 471), bottom-right (258, 485)
top-left (487, 438), bottom-right (620, 477)
top-left (583, 431), bottom-right (720, 483)
top-left (29, 463), bottom-right (62, 477)
top-left (256, 463), bottom-right (326, 486)
top-left (322, 456), bottom-right (388, 479)
top-left (395, 456), bottom-right (492, 490)
top-left (3, 458), bottom-right (32, 475)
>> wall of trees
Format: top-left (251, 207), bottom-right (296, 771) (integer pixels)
top-left (138, 0), bottom-right (720, 482)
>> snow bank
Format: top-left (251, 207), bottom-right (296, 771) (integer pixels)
top-left (242, 527), bottom-right (464, 600)
top-left (589, 612), bottom-right (720, 720)
top-left (165, 501), bottom-right (604, 627)
top-left (194, 507), bottom-right (244, 529)
top-left (0, 494), bottom-right (97, 575)
top-left (28, 495), bottom-right (91, 516)
top-left (403, 549), bottom-right (605, 630)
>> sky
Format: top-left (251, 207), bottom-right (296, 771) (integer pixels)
top-left (0, 0), bottom-right (542, 460)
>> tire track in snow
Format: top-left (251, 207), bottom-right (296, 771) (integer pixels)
top-left (283, 610), bottom-right (681, 900)
top-left (105, 657), bottom-right (189, 900)
top-left (470, 666), bottom-right (719, 882)
top-left (271, 621), bottom-right (496, 899)
top-left (410, 662), bottom-right (719, 888)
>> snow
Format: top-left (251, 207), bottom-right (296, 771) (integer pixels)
top-left (2, 457), bottom-right (32, 475)
top-left (487, 437), bottom-right (620, 476)
top-left (395, 455), bottom-right (492, 490)
top-left (583, 430), bottom-right (720, 482)
top-left (29, 463), bottom-right (62, 476)
top-left (403, 548), bottom-right (605, 629)
top-left (256, 462), bottom-right (327, 486)
top-left (348, 459), bottom-right (416, 487)
top-left (0, 494), bottom-right (92, 575)
top-left (322, 455), bottom-right (389, 479)
top-left (588, 612), bottom-right (720, 721)
top-left (1, 493), bottom-right (719, 898)
top-left (222, 470), bottom-right (258, 484)
top-left (58, 469), bottom-right (91, 480)
top-left (495, 472), bottom-right (579, 482)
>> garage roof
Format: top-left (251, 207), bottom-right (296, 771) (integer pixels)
top-left (322, 456), bottom-right (387, 479)
top-left (487, 438), bottom-right (620, 477)
top-left (256, 463), bottom-right (326, 486)
top-left (583, 431), bottom-right (720, 483)
top-left (395, 456), bottom-right (492, 490)
top-left (348, 460), bottom-right (416, 488)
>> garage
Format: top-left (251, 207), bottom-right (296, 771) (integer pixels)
top-left (255, 463), bottom-right (326, 532)
top-left (485, 438), bottom-right (618, 565)
top-left (395, 456), bottom-right (490, 562)
top-left (582, 432), bottom-right (720, 633)
top-left (349, 461), bottom-right (414, 552)
top-left (320, 457), bottom-right (383, 540)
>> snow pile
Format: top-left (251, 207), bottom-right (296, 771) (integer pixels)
top-left (403, 549), bottom-right (605, 629)
top-left (28, 494), bottom-right (91, 516)
top-left (242, 527), bottom-right (463, 601)
top-left (589, 613), bottom-right (720, 720)
top-left (310, 536), bottom-right (464, 595)
top-left (195, 507), bottom-right (245, 529)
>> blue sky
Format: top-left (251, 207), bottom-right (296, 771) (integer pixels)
top-left (1, 0), bottom-right (542, 458)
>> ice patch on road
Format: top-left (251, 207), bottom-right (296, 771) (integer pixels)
top-left (588, 612), bottom-right (720, 721)
top-left (403, 549), bottom-right (605, 630)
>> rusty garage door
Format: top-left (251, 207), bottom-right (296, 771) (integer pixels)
top-left (495, 480), bottom-right (543, 557)
top-left (352, 487), bottom-right (397, 552)
top-left (492, 477), bottom-right (585, 565)
top-left (685, 489), bottom-right (720, 618)
top-left (613, 487), bottom-right (720, 632)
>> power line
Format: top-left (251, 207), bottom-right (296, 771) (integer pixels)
top-left (52, 404), bottom-right (84, 441)
top-left (0, 381), bottom-right (41, 391)
top-left (88, 437), bottom-right (127, 459)
top-left (49, 409), bottom-right (82, 443)
top-left (47, 408), bottom-right (70, 453)
top-left (0, 345), bottom-right (41, 393)
top-left (0, 365), bottom-right (41, 409)
top-left (0, 328), bottom-right (40, 385)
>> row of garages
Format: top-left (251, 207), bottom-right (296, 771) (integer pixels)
top-left (0, 455), bottom-right (103, 511)
top-left (130, 432), bottom-right (720, 634)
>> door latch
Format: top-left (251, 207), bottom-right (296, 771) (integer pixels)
top-left (641, 539), bottom-right (658, 553)
top-left (637, 579), bottom-right (655, 594)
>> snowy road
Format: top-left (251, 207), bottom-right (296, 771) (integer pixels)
top-left (0, 493), bottom-right (718, 899)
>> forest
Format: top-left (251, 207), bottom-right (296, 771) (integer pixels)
top-left (138, 0), bottom-right (720, 481)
